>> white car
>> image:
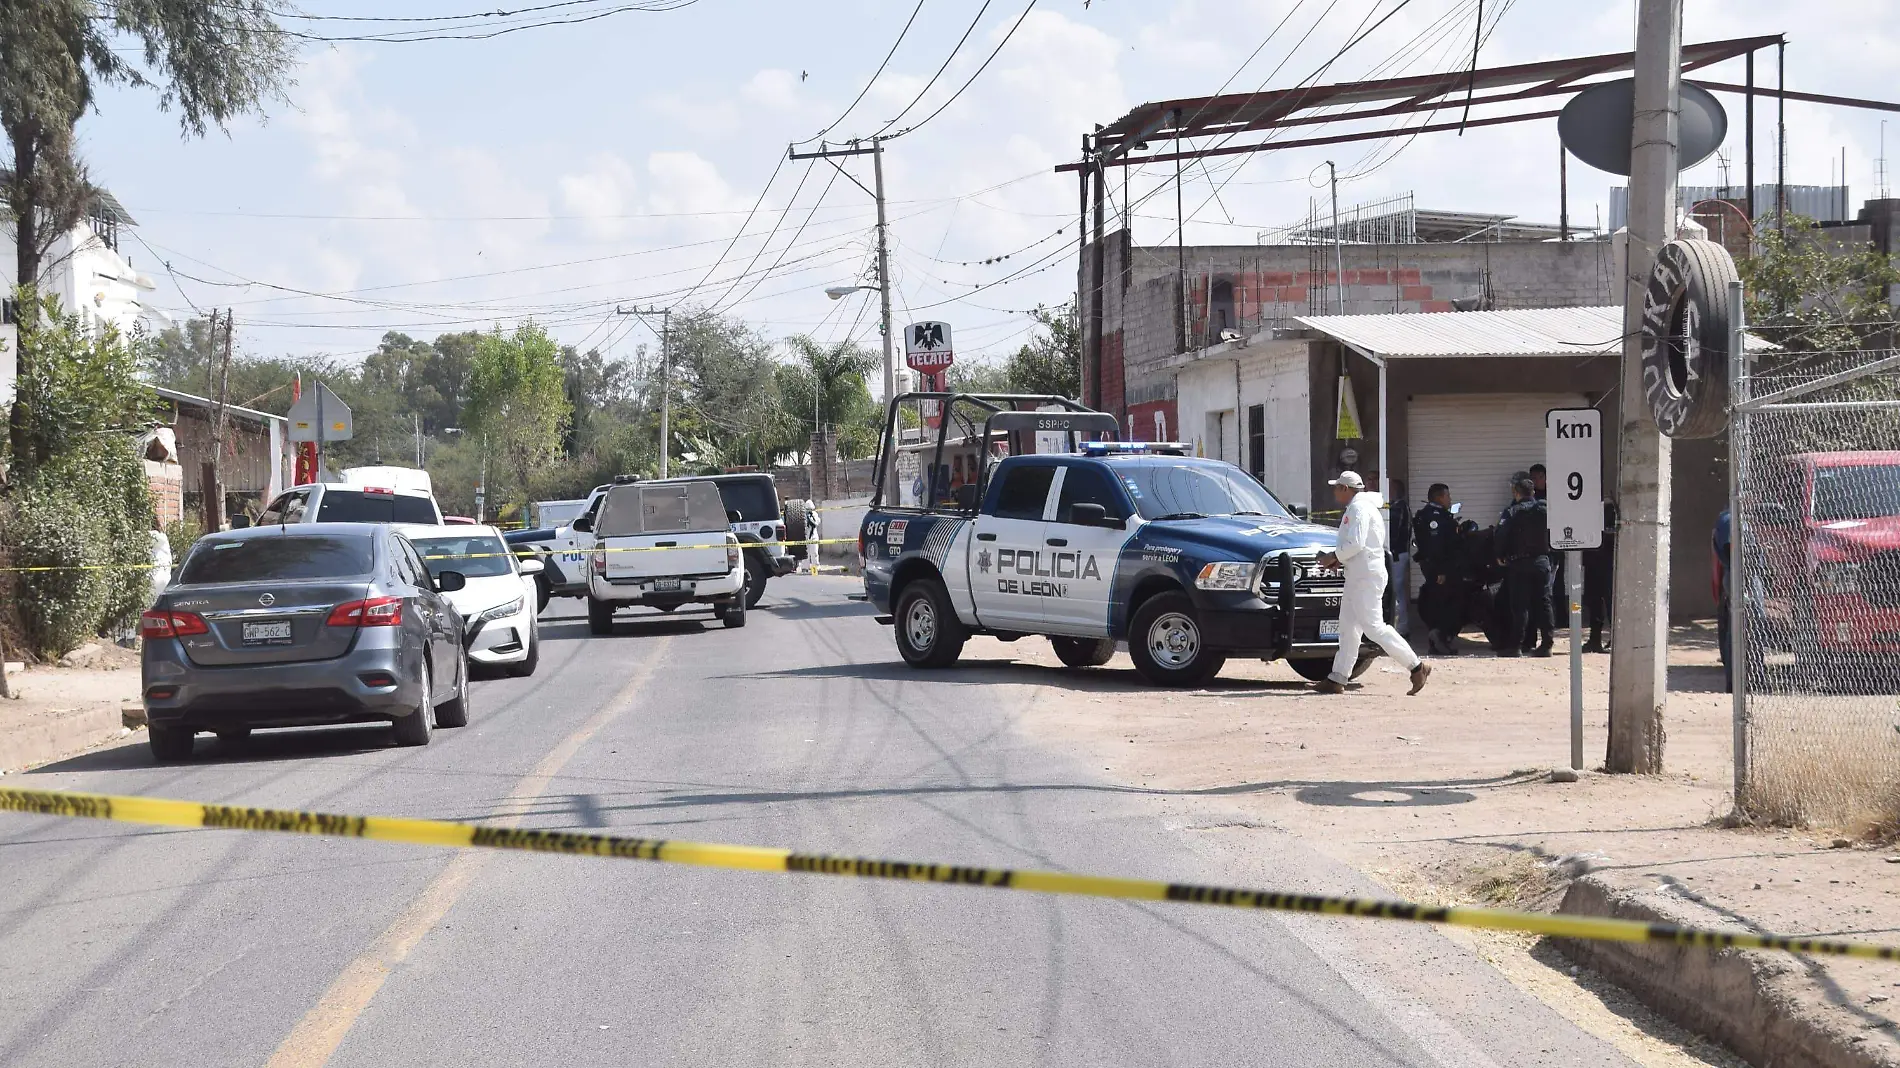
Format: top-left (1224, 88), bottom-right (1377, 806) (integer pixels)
top-left (397, 524), bottom-right (543, 676)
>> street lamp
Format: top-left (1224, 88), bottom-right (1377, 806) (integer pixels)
top-left (825, 284), bottom-right (881, 300)
top-left (443, 427), bottom-right (486, 522)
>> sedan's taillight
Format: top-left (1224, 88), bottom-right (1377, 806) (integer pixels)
top-left (140, 610), bottom-right (208, 638)
top-left (327, 596), bottom-right (404, 627)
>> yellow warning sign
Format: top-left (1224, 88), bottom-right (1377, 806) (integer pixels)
top-left (1335, 374), bottom-right (1363, 440)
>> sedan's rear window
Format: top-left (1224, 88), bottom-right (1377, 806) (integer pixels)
top-left (179, 536), bottom-right (375, 584)
top-left (315, 490), bottom-right (439, 524)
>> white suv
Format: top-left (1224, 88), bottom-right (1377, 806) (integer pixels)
top-left (253, 482), bottom-right (444, 527)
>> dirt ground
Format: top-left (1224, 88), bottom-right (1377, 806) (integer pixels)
top-left (997, 621), bottom-right (1900, 1067)
top-left (0, 642), bottom-right (142, 772)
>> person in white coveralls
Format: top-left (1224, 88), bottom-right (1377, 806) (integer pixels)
top-left (1312, 471), bottom-right (1431, 696)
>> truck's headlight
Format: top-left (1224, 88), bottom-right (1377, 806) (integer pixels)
top-left (479, 596), bottom-right (524, 622)
top-left (1196, 561), bottom-right (1256, 591)
top-left (1815, 561), bottom-right (1862, 594)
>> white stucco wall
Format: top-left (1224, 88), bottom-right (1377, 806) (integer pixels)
top-left (1173, 335), bottom-right (1313, 511)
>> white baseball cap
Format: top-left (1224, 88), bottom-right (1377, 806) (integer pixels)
top-left (1328, 470), bottom-right (1365, 489)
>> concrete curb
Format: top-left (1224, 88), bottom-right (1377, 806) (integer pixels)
top-left (0, 703), bottom-right (138, 774)
top-left (1556, 872), bottom-right (1900, 1068)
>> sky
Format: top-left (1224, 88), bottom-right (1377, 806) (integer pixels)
top-left (74, 0), bottom-right (1900, 380)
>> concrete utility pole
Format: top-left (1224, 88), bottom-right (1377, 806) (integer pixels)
top-left (618, 305), bottom-right (671, 478)
top-left (1327, 161), bottom-right (1345, 314)
top-left (1607, 0), bottom-right (1683, 774)
top-left (791, 138), bottom-right (897, 494)
top-left (203, 309), bottom-right (234, 533)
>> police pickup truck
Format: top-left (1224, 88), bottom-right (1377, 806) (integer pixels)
top-left (860, 393), bottom-right (1361, 687)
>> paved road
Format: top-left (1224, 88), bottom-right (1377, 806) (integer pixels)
top-left (1, 576), bottom-right (1635, 1067)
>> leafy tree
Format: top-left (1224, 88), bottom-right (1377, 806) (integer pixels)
top-left (1741, 214), bottom-right (1899, 353)
top-left (463, 322), bottom-right (571, 514)
top-left (3, 0), bottom-right (295, 472)
top-left (1, 296), bottom-right (154, 656)
top-left (667, 308), bottom-right (784, 468)
top-left (8, 292), bottom-right (153, 470)
top-left (1002, 302), bottom-right (1082, 398)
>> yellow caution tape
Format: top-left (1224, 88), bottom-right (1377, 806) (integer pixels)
top-left (0, 538), bottom-right (866, 573)
top-left (2, 786), bottom-right (1893, 962)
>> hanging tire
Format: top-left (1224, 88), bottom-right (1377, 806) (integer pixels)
top-left (1287, 655), bottom-right (1377, 682)
top-left (587, 596), bottom-right (615, 635)
top-left (784, 500), bottom-right (812, 561)
top-left (1051, 636), bottom-right (1116, 668)
top-left (893, 577), bottom-right (966, 668)
top-left (392, 660), bottom-right (433, 746)
top-left (1127, 591), bottom-right (1227, 687)
top-left (1640, 238), bottom-right (1739, 440)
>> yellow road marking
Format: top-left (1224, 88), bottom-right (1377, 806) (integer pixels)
top-left (261, 636), bottom-right (672, 1068)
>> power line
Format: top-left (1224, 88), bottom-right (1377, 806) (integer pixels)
top-left (795, 0), bottom-right (929, 146)
top-left (884, 0), bottom-right (1041, 140)
top-left (873, 0), bottom-right (995, 138)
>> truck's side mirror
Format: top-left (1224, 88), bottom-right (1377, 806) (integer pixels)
top-left (1290, 504), bottom-right (1310, 520)
top-left (571, 515), bottom-right (593, 533)
top-left (1069, 503), bottom-right (1123, 529)
top-left (227, 514), bottom-right (253, 529)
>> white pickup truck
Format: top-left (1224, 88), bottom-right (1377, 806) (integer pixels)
top-left (575, 478), bottom-right (747, 633)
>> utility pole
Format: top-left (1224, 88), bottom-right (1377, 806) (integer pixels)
top-left (790, 138), bottom-right (897, 494)
top-left (1327, 161), bottom-right (1345, 314)
top-left (618, 305), bottom-right (671, 478)
top-left (203, 309), bottom-right (234, 532)
top-left (1607, 0), bottom-right (1683, 775)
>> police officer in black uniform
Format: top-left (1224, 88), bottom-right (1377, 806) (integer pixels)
top-left (1496, 476), bottom-right (1554, 657)
top-left (1412, 483), bottom-right (1462, 654)
top-left (1581, 499), bottom-right (1617, 653)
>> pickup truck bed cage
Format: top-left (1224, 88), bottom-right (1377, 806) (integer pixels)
top-left (872, 392), bottom-right (1118, 514)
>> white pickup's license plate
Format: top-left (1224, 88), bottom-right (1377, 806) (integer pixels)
top-left (651, 578), bottom-right (681, 592)
top-left (242, 620), bottom-right (294, 645)
top-left (1318, 618), bottom-right (1341, 641)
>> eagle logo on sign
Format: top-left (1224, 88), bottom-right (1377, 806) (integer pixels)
top-left (910, 323), bottom-right (946, 350)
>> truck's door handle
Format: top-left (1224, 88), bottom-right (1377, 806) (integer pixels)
top-left (976, 533), bottom-right (997, 542)
top-left (1046, 537), bottom-right (1068, 547)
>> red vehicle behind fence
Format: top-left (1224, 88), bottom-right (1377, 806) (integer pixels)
top-left (1749, 451), bottom-right (1900, 663)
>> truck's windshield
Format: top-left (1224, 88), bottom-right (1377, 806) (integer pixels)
top-left (1117, 462), bottom-right (1294, 522)
top-left (1812, 463), bottom-right (1900, 522)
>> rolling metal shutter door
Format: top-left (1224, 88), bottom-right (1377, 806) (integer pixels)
top-left (1405, 392), bottom-right (1587, 595)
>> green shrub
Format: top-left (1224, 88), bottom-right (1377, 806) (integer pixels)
top-left (3, 483), bottom-right (111, 658)
top-left (165, 517), bottom-right (204, 569)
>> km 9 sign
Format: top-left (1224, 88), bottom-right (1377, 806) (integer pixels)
top-left (1545, 407), bottom-right (1604, 550)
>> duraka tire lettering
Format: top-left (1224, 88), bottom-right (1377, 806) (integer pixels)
top-left (1638, 238), bottom-right (1738, 440)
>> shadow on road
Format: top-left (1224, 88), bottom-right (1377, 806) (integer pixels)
top-left (25, 724), bottom-right (401, 775)
top-left (727, 657), bottom-right (1310, 696)
top-left (538, 617), bottom-right (709, 642)
top-left (436, 770), bottom-right (1535, 825)
top-left (758, 598), bottom-right (878, 622)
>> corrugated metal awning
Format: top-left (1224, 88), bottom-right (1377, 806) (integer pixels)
top-left (1294, 306), bottom-right (1774, 360)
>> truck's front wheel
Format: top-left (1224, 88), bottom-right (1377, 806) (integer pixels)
top-left (1128, 592), bottom-right (1226, 687)
top-left (894, 578), bottom-right (966, 668)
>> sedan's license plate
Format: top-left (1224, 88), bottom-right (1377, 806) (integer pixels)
top-left (1319, 618), bottom-right (1341, 641)
top-left (651, 578), bottom-right (681, 592)
top-left (242, 620), bottom-right (294, 645)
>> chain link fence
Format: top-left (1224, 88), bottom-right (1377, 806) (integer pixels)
top-left (1731, 346), bottom-right (1900, 829)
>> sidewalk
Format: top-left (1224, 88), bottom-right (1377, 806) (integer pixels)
top-left (0, 643), bottom-right (143, 773)
top-left (1004, 622), bottom-right (1900, 1068)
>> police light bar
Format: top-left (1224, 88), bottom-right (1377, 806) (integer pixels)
top-left (1078, 441), bottom-right (1192, 457)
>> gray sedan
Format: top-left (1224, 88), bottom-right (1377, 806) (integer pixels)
top-left (140, 523), bottom-right (471, 761)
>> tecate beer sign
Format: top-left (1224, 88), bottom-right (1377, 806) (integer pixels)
top-left (905, 321), bottom-right (954, 371)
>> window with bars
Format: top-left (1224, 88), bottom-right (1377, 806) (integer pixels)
top-left (1247, 404), bottom-right (1266, 482)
